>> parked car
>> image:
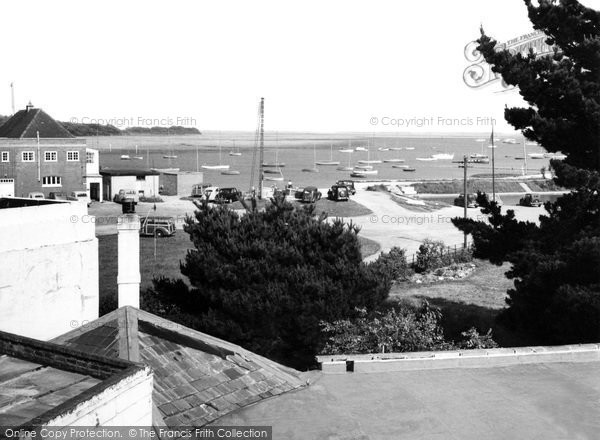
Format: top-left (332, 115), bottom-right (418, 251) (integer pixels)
top-left (519, 193), bottom-right (542, 207)
top-left (215, 187), bottom-right (241, 204)
top-left (336, 180), bottom-right (356, 195)
top-left (48, 191), bottom-right (68, 200)
top-left (68, 191), bottom-right (91, 207)
top-left (28, 192), bottom-right (45, 199)
top-left (327, 185), bottom-right (349, 201)
top-left (201, 186), bottom-right (220, 203)
top-left (139, 216), bottom-right (176, 237)
top-left (454, 193), bottom-right (478, 208)
top-left (114, 189), bottom-right (139, 203)
top-left (191, 183), bottom-right (212, 198)
top-left (300, 186), bottom-right (322, 203)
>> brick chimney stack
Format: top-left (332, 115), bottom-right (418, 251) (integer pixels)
top-left (117, 214), bottom-right (141, 308)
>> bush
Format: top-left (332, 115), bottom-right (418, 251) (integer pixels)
top-left (458, 328), bottom-right (499, 349)
top-left (414, 239), bottom-right (472, 273)
top-left (320, 301), bottom-right (453, 354)
top-left (320, 302), bottom-right (499, 355)
top-left (369, 247), bottom-right (413, 281)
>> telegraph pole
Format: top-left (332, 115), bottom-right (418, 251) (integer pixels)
top-left (463, 155), bottom-right (468, 249)
top-left (491, 127), bottom-right (496, 202)
top-left (258, 98), bottom-right (265, 199)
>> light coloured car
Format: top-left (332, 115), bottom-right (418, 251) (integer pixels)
top-left (28, 192), bottom-right (45, 199)
top-left (114, 189), bottom-right (139, 203)
top-left (68, 191), bottom-right (91, 206)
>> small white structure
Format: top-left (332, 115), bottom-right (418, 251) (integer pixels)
top-left (85, 148), bottom-right (103, 201)
top-left (101, 168), bottom-right (160, 201)
top-left (0, 198), bottom-right (98, 340)
top-left (117, 213), bottom-right (141, 308)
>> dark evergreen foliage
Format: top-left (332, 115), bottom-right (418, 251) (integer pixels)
top-left (143, 196), bottom-right (390, 368)
top-left (453, 0), bottom-right (600, 344)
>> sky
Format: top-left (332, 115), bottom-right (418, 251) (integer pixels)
top-left (1, 0), bottom-right (598, 134)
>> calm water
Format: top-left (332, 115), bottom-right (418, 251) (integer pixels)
top-left (92, 133), bottom-right (552, 190)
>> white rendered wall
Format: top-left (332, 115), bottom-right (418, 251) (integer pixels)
top-left (0, 201), bottom-right (99, 340)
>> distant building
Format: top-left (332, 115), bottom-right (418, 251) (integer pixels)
top-left (155, 169), bottom-right (203, 196)
top-left (0, 197), bottom-right (98, 340)
top-left (100, 168), bottom-right (160, 201)
top-left (0, 104), bottom-right (96, 198)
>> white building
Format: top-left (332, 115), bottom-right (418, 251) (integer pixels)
top-left (101, 168), bottom-right (160, 201)
top-left (0, 197), bottom-right (98, 340)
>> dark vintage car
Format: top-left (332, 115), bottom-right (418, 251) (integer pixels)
top-left (139, 216), bottom-right (176, 237)
top-left (336, 180), bottom-right (356, 195)
top-left (519, 193), bottom-right (543, 207)
top-left (454, 194), bottom-right (478, 208)
top-left (215, 187), bottom-right (241, 204)
top-left (327, 185), bottom-right (349, 201)
top-left (300, 186), bottom-right (322, 203)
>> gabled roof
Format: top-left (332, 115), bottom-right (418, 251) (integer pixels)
top-left (51, 307), bottom-right (305, 427)
top-left (0, 107), bottom-right (73, 139)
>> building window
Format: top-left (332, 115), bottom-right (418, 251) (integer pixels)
top-left (86, 152), bottom-right (94, 163)
top-left (136, 175), bottom-right (146, 181)
top-left (42, 176), bottom-right (62, 187)
top-left (22, 151), bottom-right (35, 162)
top-left (1, 151), bottom-right (8, 162)
top-left (44, 151), bottom-right (58, 162)
top-left (67, 151), bottom-right (79, 161)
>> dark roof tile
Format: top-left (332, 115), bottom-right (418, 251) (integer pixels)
top-left (0, 108), bottom-right (73, 138)
top-left (52, 307), bottom-right (305, 428)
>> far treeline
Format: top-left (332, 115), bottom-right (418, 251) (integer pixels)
top-left (0, 114), bottom-right (200, 136)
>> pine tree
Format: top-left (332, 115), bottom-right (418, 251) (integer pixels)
top-left (453, 0), bottom-right (600, 343)
top-left (144, 196), bottom-right (390, 368)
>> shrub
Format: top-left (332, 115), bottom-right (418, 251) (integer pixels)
top-left (458, 328), bottom-right (499, 349)
top-left (369, 247), bottom-right (413, 281)
top-left (320, 301), bottom-right (453, 354)
top-left (414, 239), bottom-right (472, 273)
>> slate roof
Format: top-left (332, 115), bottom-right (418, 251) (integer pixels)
top-left (0, 329), bottom-right (147, 426)
top-left (0, 357), bottom-right (100, 425)
top-left (52, 307), bottom-right (305, 427)
top-left (0, 107), bottom-right (74, 138)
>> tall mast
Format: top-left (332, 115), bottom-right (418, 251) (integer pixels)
top-left (10, 82), bottom-right (15, 115)
top-left (258, 97), bottom-right (265, 199)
